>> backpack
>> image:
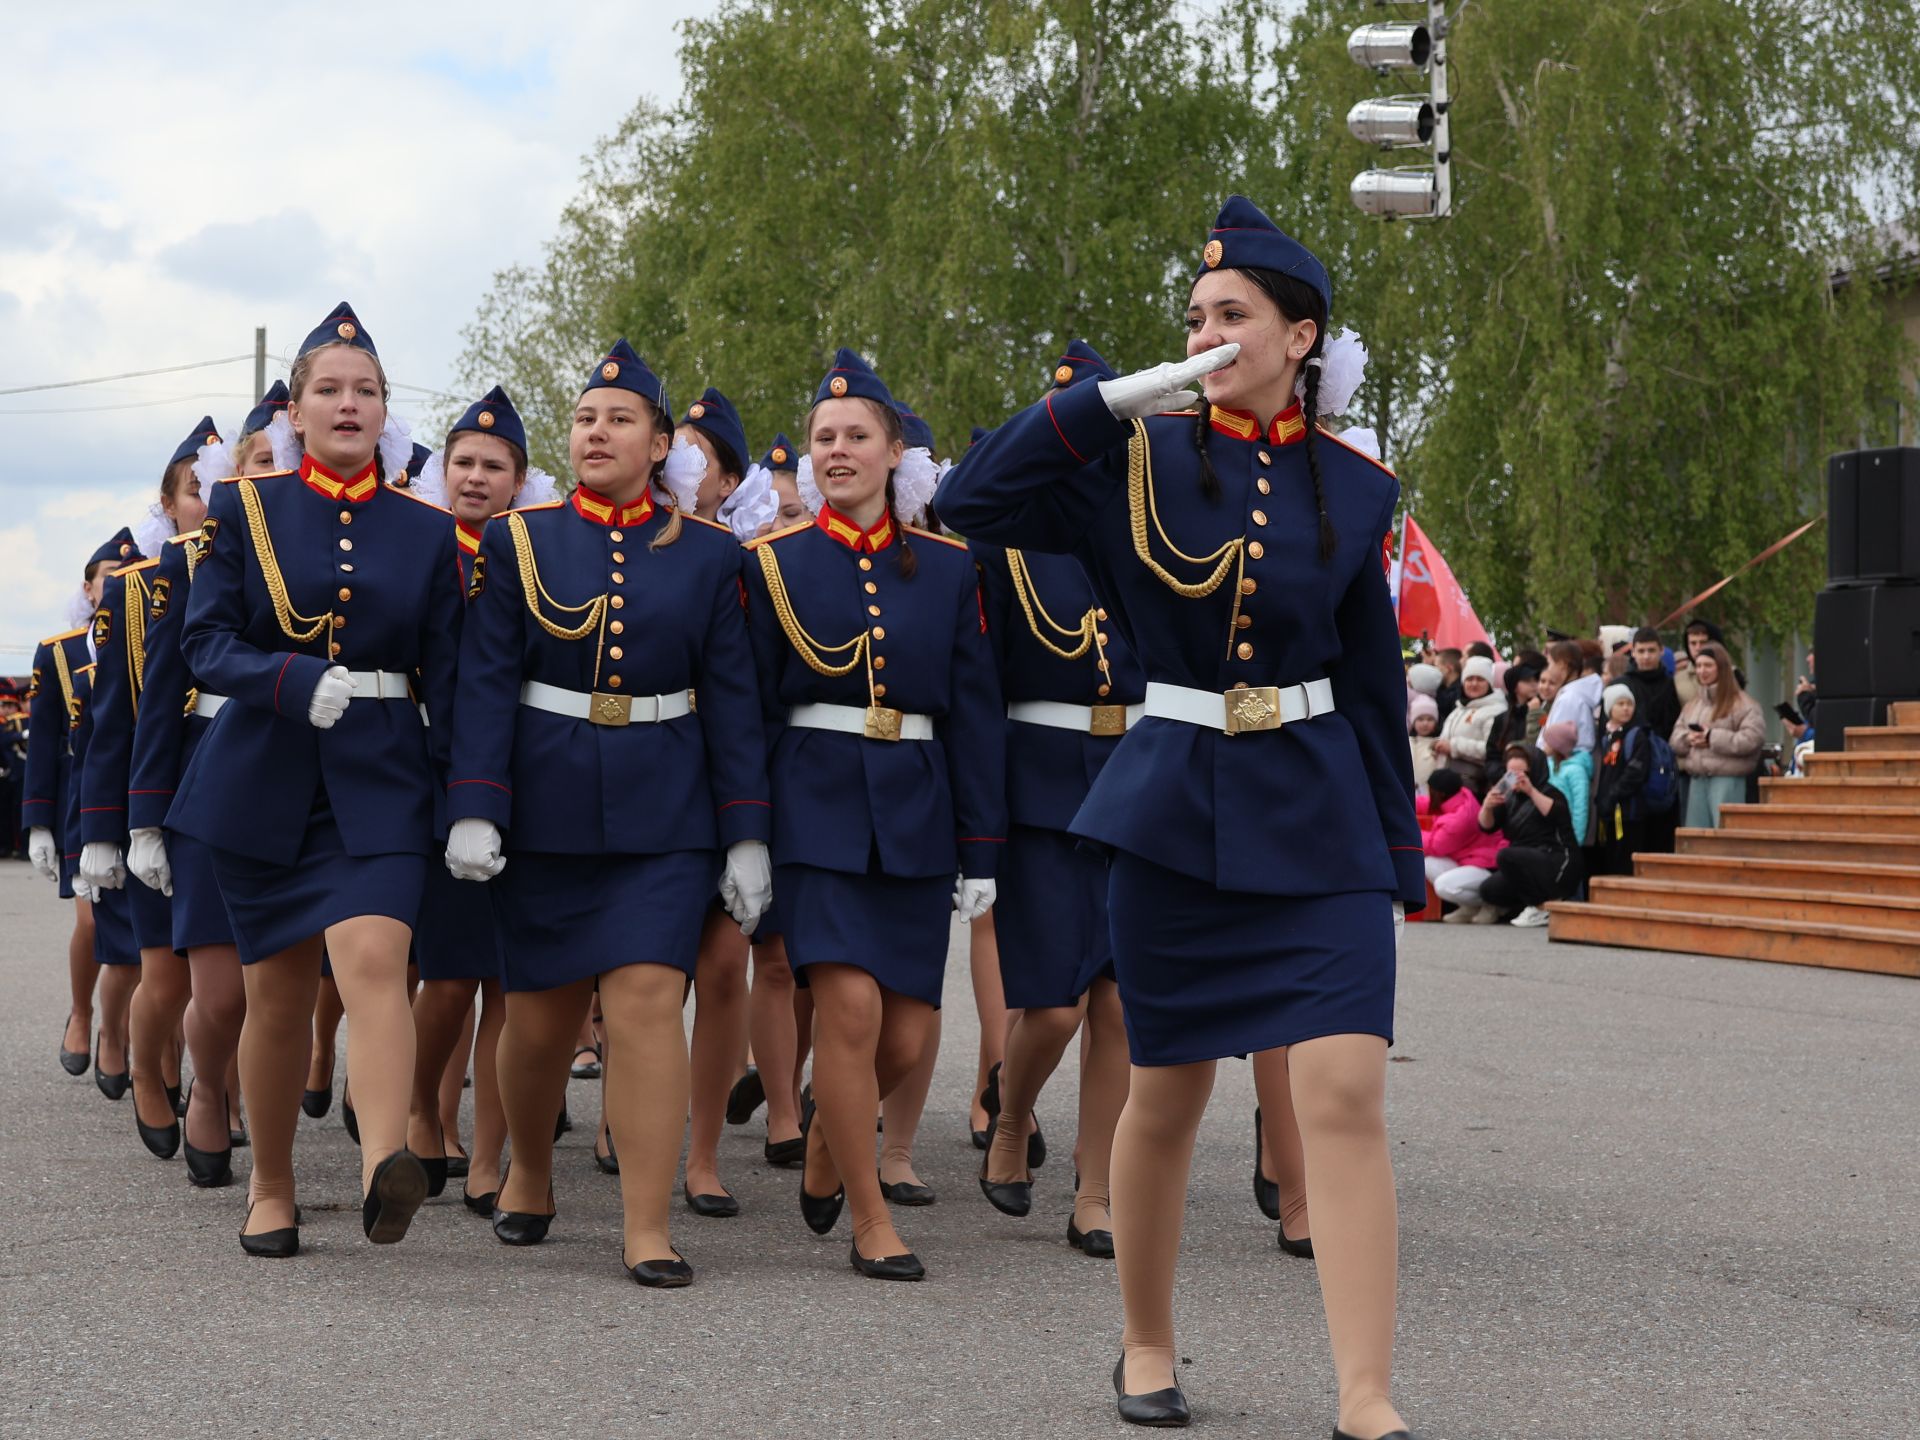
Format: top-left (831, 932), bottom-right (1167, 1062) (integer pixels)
top-left (1627, 727), bottom-right (1679, 815)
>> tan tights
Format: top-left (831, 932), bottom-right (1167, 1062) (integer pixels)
top-left (747, 935), bottom-right (802, 1145)
top-left (183, 944), bottom-right (244, 1152)
top-left (130, 946), bottom-right (191, 1130)
top-left (968, 913), bottom-right (1008, 1130)
top-left (803, 964), bottom-right (933, 1260)
top-left (1112, 1035), bottom-right (1402, 1438)
top-left (879, 1008), bottom-right (938, 1188)
top-left (687, 910), bottom-right (750, 1197)
top-left (95, 963), bottom-right (139, 1075)
top-left (1252, 1046), bottom-right (1312, 1242)
top-left (64, 897), bottom-right (99, 1056)
top-left (410, 979), bottom-right (506, 1192)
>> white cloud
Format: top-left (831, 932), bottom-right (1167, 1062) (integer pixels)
top-left (0, 0), bottom-right (718, 667)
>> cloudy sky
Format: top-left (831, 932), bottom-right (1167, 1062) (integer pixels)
top-left (0, 1), bottom-right (719, 667)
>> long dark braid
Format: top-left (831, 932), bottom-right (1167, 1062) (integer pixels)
top-left (1194, 401), bottom-right (1221, 501)
top-left (1299, 359), bottom-right (1337, 562)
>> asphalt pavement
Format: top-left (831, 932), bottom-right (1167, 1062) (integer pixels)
top-left (1, 859), bottom-right (1914, 1439)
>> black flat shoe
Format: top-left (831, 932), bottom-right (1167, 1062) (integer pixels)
top-left (626, 1250), bottom-right (694, 1288)
top-left (1253, 1106), bottom-right (1281, 1220)
top-left (230, 1123), bottom-right (249, 1148)
top-left (1332, 1430), bottom-right (1415, 1440)
top-left (1028, 1115), bottom-right (1047, 1170)
top-left (725, 1065), bottom-right (765, 1125)
top-left (58, 1015), bottom-right (89, 1076)
top-left (239, 1203), bottom-right (299, 1259)
top-left (168, 1082), bottom-right (186, 1118)
top-left (136, 1109), bottom-right (181, 1160)
top-left (420, 1126), bottom-right (450, 1199)
top-left (982, 1060), bottom-right (1002, 1122)
top-left (594, 1129), bottom-right (620, 1176)
top-left (185, 1139), bottom-right (234, 1188)
top-left (462, 1187), bottom-right (498, 1216)
top-left (491, 1169), bottom-right (556, 1246)
top-left (1068, 1217), bottom-right (1115, 1258)
top-left (301, 1083), bottom-right (333, 1119)
top-left (361, 1149), bottom-right (430, 1245)
top-left (1279, 1229), bottom-right (1315, 1260)
top-left (971, 1126), bottom-right (989, 1151)
top-left (797, 1093), bottom-right (844, 1234)
top-left (849, 1242), bottom-right (924, 1281)
top-left (684, 1186), bottom-right (740, 1218)
top-left (94, 1040), bottom-right (130, 1101)
top-left (341, 1092), bottom-right (360, 1146)
top-left (445, 1147), bottom-right (470, 1180)
top-left (880, 1177), bottom-right (937, 1206)
top-left (1112, 1356), bottom-right (1190, 1427)
top-left (554, 1104), bottom-right (571, 1140)
top-left (978, 1118), bottom-right (1032, 1217)
top-left (763, 1134), bottom-right (805, 1168)
top-left (569, 1044), bottom-right (601, 1081)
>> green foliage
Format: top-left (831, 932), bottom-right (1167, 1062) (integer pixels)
top-left (451, 0), bottom-right (1920, 643)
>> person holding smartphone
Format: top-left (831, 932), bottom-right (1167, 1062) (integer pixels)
top-left (1475, 744), bottom-right (1582, 927)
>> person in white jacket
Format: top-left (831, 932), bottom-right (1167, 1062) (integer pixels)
top-left (1431, 655), bottom-right (1508, 790)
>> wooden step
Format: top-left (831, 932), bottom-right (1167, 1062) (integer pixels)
top-left (1760, 776), bottom-right (1920, 808)
top-left (1633, 852), bottom-right (1920, 898)
top-left (1892, 702), bottom-right (1920, 726)
top-left (1585, 876), bottom-right (1920, 932)
top-left (1546, 902), bottom-right (1920, 977)
top-left (1804, 750), bottom-right (1920, 777)
top-left (1844, 726), bottom-right (1920, 752)
top-left (1677, 828), bottom-right (1920, 867)
top-left (1719, 803), bottom-right (1920, 837)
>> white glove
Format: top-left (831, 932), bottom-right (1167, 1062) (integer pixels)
top-left (308, 664), bottom-right (356, 730)
top-left (445, 817), bottom-right (506, 882)
top-left (718, 839), bottom-right (772, 936)
top-left (74, 874), bottom-right (97, 903)
top-left (128, 827), bottom-right (173, 897)
top-left (28, 827), bottom-right (57, 882)
top-left (1394, 904), bottom-right (1407, 958)
top-left (80, 841), bottom-right (126, 892)
top-left (1097, 343), bottom-right (1240, 421)
top-left (954, 876), bottom-right (997, 924)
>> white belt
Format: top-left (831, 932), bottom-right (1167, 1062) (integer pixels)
top-left (1143, 678), bottom-right (1335, 736)
top-left (195, 674), bottom-right (423, 720)
top-left (788, 701), bottom-right (934, 743)
top-left (194, 692), bottom-right (228, 719)
top-left (1007, 699), bottom-right (1143, 737)
top-left (519, 679), bottom-right (690, 728)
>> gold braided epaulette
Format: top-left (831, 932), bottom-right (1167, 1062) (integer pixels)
top-left (40, 626), bottom-right (89, 645)
top-left (744, 519), bottom-right (812, 550)
top-left (1318, 425), bottom-right (1397, 478)
top-left (218, 468), bottom-right (295, 484)
top-left (904, 525), bottom-right (966, 550)
top-left (682, 512), bottom-right (734, 534)
top-left (511, 499), bottom-right (565, 513)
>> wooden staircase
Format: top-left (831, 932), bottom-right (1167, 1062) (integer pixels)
top-left (1546, 701), bottom-right (1920, 977)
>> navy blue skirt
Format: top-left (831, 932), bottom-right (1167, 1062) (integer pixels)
top-left (994, 824), bottom-right (1113, 1010)
top-left (778, 862), bottom-right (951, 1009)
top-left (167, 829), bottom-right (233, 953)
top-left (415, 863), bottom-right (504, 983)
top-left (210, 801), bottom-right (425, 966)
top-left (1106, 850), bottom-right (1396, 1067)
top-left (493, 849), bottom-right (715, 993)
top-left (91, 883), bottom-right (139, 966)
top-left (128, 872), bottom-right (172, 953)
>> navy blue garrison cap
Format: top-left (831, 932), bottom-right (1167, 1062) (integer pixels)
top-left (407, 442), bottom-right (434, 479)
top-left (298, 301), bottom-right (379, 360)
top-left (168, 415), bottom-right (221, 468)
top-left (969, 426), bottom-right (990, 447)
top-left (238, 382), bottom-right (288, 439)
top-left (682, 387), bottom-right (750, 472)
top-left (1195, 195), bottom-right (1331, 314)
top-left (449, 386), bottom-right (527, 458)
top-left (88, 527), bottom-right (141, 571)
top-left (813, 348), bottom-right (895, 411)
top-left (1049, 339), bottom-right (1117, 389)
top-left (583, 339), bottom-right (671, 424)
top-left (896, 403), bottom-right (935, 453)
top-left (759, 432), bottom-right (798, 471)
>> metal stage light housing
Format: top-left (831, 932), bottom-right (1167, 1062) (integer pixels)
top-left (1350, 168), bottom-right (1439, 219)
top-left (1346, 22), bottom-right (1432, 72)
top-left (1347, 96), bottom-right (1436, 148)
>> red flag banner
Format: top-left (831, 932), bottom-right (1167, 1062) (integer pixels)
top-left (1396, 515), bottom-right (1497, 657)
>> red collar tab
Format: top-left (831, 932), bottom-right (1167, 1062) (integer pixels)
top-left (454, 518), bottom-right (484, 554)
top-left (572, 484), bottom-right (654, 528)
top-left (1208, 402), bottom-right (1306, 447)
top-left (300, 453), bottom-right (380, 502)
top-left (816, 504), bottom-right (896, 553)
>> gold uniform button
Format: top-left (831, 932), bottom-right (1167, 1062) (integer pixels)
top-left (863, 581), bottom-right (877, 594)
top-left (610, 530), bottom-right (624, 543)
top-left (829, 376), bottom-right (849, 397)
top-left (868, 605), bottom-right (882, 617)
top-left (607, 675), bottom-right (622, 688)
top-left (332, 615), bottom-right (346, 629)
top-left (872, 656), bottom-right (886, 670)
top-left (339, 563), bottom-right (355, 573)
top-left (1097, 631), bottom-right (1109, 645)
top-left (612, 551), bottom-right (626, 563)
top-left (1232, 680), bottom-right (1249, 690)
top-left (872, 683), bottom-right (887, 699)
top-left (1240, 577), bottom-right (1257, 595)
top-left (610, 596), bottom-right (625, 609)
top-left (1251, 510), bottom-right (1268, 526)
top-left (1248, 541), bottom-right (1265, 560)
top-left (610, 620), bottom-right (624, 635)
top-left (339, 511), bottom-right (353, 524)
top-left (1096, 608), bottom-right (1108, 621)
top-left (611, 571), bottom-right (625, 584)
top-left (1097, 683), bottom-right (1112, 697)
top-left (1236, 641), bottom-right (1253, 660)
top-left (1257, 450), bottom-right (1272, 466)
top-left (1257, 478), bottom-right (1271, 495)
top-left (1235, 613), bottom-right (1252, 630)
top-left (609, 646), bottom-right (624, 660)
top-left (338, 588), bottom-right (352, 602)
top-left (330, 642), bottom-right (342, 656)
top-left (339, 538), bottom-right (353, 551)
top-left (871, 626), bottom-right (885, 640)
top-left (1097, 659), bottom-right (1110, 673)
top-left (858, 558), bottom-right (873, 572)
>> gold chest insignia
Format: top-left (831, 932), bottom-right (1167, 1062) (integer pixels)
top-left (149, 577), bottom-right (172, 624)
top-left (91, 608), bottom-right (112, 651)
top-left (466, 554), bottom-right (487, 602)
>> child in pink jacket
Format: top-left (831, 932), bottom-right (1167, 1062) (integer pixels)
top-left (1422, 769), bottom-right (1508, 923)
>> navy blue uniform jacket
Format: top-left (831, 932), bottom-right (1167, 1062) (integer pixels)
top-left (742, 507), bottom-right (1006, 880)
top-left (168, 461), bottom-right (463, 865)
top-left (23, 629), bottom-right (90, 851)
top-left (128, 532), bottom-right (210, 834)
top-left (79, 559), bottom-right (162, 848)
top-left (936, 381), bottom-right (1424, 907)
top-left (446, 486), bottom-right (771, 855)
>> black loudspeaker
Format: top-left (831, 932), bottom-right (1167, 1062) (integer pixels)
top-left (1812, 696), bottom-right (1915, 751)
top-left (1828, 447), bottom-right (1920, 584)
top-left (1814, 584), bottom-right (1920, 697)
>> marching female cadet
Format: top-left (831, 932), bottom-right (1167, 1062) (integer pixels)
top-left (742, 350), bottom-right (1004, 1280)
top-left (971, 342), bottom-right (1143, 1261)
top-left (169, 303), bottom-right (464, 1258)
top-left (79, 418), bottom-right (224, 1160)
top-left (404, 385), bottom-right (546, 1214)
top-left (937, 198), bottom-right (1423, 1438)
top-left (444, 341), bottom-right (770, 1288)
top-left (126, 388), bottom-right (289, 1186)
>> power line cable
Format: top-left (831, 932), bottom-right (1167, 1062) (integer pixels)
top-left (0, 354), bottom-right (254, 397)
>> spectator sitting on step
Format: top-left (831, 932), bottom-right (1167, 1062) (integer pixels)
top-left (1592, 685), bottom-right (1653, 874)
top-left (1539, 721), bottom-right (1594, 853)
top-left (1622, 626), bottom-right (1680, 743)
top-left (1544, 640), bottom-right (1603, 753)
top-left (1671, 641), bottom-right (1764, 828)
top-left (1476, 743), bottom-right (1583, 928)
top-left (1409, 694), bottom-right (1441, 792)
top-left (1432, 655), bottom-right (1507, 791)
top-left (1422, 768), bottom-right (1508, 924)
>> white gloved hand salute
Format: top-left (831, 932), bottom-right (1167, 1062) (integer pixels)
top-left (127, 827), bottom-right (172, 897)
top-left (719, 839), bottom-right (773, 936)
top-left (80, 841), bottom-right (126, 892)
top-left (308, 665), bottom-right (356, 730)
top-left (954, 876), bottom-right (996, 923)
top-left (1097, 343), bottom-right (1240, 421)
top-left (445, 817), bottom-right (506, 881)
top-left (28, 827), bottom-right (58, 882)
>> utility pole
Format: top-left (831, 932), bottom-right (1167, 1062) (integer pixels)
top-left (253, 327), bottom-right (266, 401)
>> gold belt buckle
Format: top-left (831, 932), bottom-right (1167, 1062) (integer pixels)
top-left (864, 705), bottom-right (904, 741)
top-left (1224, 685), bottom-right (1284, 736)
top-left (589, 691), bottom-right (633, 727)
top-left (1089, 704), bottom-right (1127, 737)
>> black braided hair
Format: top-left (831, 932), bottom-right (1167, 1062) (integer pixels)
top-left (1299, 360), bottom-right (1337, 562)
top-left (886, 475), bottom-right (917, 578)
top-left (1194, 401), bottom-right (1221, 501)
